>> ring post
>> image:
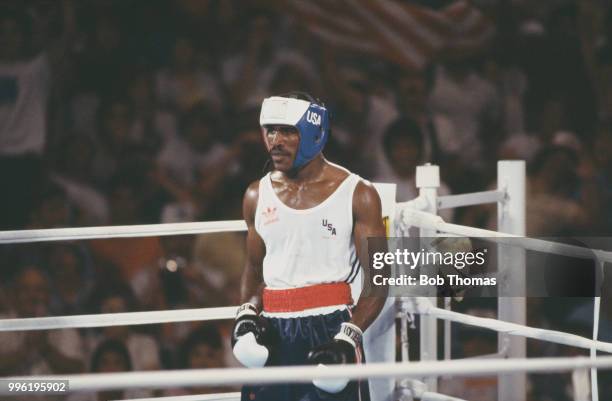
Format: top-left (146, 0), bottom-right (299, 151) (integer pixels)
top-left (416, 163), bottom-right (440, 391)
top-left (497, 160), bottom-right (526, 401)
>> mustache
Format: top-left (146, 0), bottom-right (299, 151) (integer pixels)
top-left (270, 148), bottom-right (290, 156)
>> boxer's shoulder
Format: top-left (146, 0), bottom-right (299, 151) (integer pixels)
top-left (243, 180), bottom-right (261, 223)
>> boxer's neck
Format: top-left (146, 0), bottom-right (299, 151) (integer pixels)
top-left (284, 154), bottom-right (326, 183)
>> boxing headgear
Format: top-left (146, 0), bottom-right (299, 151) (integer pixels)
top-left (259, 94), bottom-right (330, 169)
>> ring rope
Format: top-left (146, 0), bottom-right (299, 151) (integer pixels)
top-left (401, 208), bottom-right (612, 263)
top-left (402, 298), bottom-right (612, 353)
top-left (2, 301), bottom-right (610, 355)
top-left (0, 220), bottom-right (247, 244)
top-left (2, 357), bottom-right (612, 394)
top-left (0, 307), bottom-right (237, 332)
top-left (117, 390), bottom-right (469, 401)
top-left (115, 394), bottom-right (241, 401)
top-left (1, 300), bottom-right (609, 355)
top-left (0, 208), bottom-right (608, 263)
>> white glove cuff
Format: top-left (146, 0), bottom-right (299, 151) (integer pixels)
top-left (334, 322), bottom-right (363, 348)
top-left (236, 303), bottom-right (258, 318)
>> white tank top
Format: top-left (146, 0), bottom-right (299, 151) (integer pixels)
top-left (255, 172), bottom-right (362, 289)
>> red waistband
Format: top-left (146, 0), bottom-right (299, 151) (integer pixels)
top-left (263, 282), bottom-right (353, 313)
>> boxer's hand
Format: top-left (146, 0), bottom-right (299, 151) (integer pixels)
top-left (307, 322), bottom-right (362, 393)
top-left (231, 303), bottom-right (274, 368)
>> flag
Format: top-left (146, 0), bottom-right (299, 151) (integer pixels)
top-left (284, 0), bottom-right (495, 70)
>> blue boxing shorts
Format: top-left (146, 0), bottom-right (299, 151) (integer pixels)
top-left (241, 308), bottom-right (370, 401)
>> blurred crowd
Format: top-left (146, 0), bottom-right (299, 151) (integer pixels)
top-left (0, 0), bottom-right (612, 400)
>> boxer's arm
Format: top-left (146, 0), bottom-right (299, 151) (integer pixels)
top-left (350, 180), bottom-right (389, 331)
top-left (239, 181), bottom-right (266, 308)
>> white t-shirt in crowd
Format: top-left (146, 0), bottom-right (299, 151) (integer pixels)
top-left (0, 53), bottom-right (51, 155)
top-left (428, 66), bottom-right (499, 164)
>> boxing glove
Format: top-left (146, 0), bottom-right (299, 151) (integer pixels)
top-left (307, 322), bottom-right (362, 393)
top-left (231, 303), bottom-right (273, 368)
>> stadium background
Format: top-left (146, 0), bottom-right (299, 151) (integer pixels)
top-left (0, 0), bottom-right (611, 400)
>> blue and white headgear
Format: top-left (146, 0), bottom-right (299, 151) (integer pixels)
top-left (259, 94), bottom-right (330, 169)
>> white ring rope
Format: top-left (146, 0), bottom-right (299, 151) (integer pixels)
top-left (403, 298), bottom-right (612, 353)
top-left (2, 357), bottom-right (612, 394)
top-left (401, 208), bottom-right (612, 263)
top-left (2, 301), bottom-right (609, 356)
top-left (0, 307), bottom-right (237, 331)
top-left (114, 394), bottom-right (241, 401)
top-left (0, 220), bottom-right (247, 244)
top-left (0, 203), bottom-right (608, 264)
top-left (115, 391), bottom-right (463, 401)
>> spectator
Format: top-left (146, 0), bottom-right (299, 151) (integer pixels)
top-left (524, 146), bottom-right (589, 236)
top-left (67, 339), bottom-right (151, 401)
top-left (89, 176), bottom-right (162, 281)
top-left (222, 9), bottom-right (285, 109)
top-left (0, 0), bottom-right (76, 229)
top-left (0, 266), bottom-right (84, 375)
top-left (439, 328), bottom-right (497, 401)
top-left (428, 59), bottom-right (501, 171)
top-left (592, 126), bottom-right (612, 234)
top-left (50, 134), bottom-right (109, 225)
top-left (155, 34), bottom-right (223, 113)
top-left (86, 287), bottom-right (161, 372)
top-left (157, 102), bottom-right (229, 188)
top-left (91, 97), bottom-right (145, 186)
top-left (46, 243), bottom-right (96, 316)
top-left (322, 64), bottom-right (379, 175)
top-left (127, 69), bottom-right (178, 142)
top-left (27, 181), bottom-right (73, 229)
top-left (374, 117), bottom-right (453, 225)
top-left (163, 324), bottom-right (228, 396)
top-left (360, 64), bottom-right (455, 179)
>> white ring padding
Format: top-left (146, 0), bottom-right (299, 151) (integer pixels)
top-left (437, 190), bottom-right (505, 210)
top-left (0, 307), bottom-right (237, 331)
top-left (405, 379), bottom-right (468, 401)
top-left (403, 298), bottom-right (612, 353)
top-left (0, 220), bottom-right (247, 244)
top-left (396, 194), bottom-right (430, 211)
top-left (3, 357), bottom-right (612, 394)
top-left (113, 393), bottom-right (240, 401)
top-left (592, 295), bottom-right (602, 401)
top-left (401, 208), bottom-right (612, 263)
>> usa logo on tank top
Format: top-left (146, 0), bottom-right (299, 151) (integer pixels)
top-left (322, 219), bottom-right (336, 236)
